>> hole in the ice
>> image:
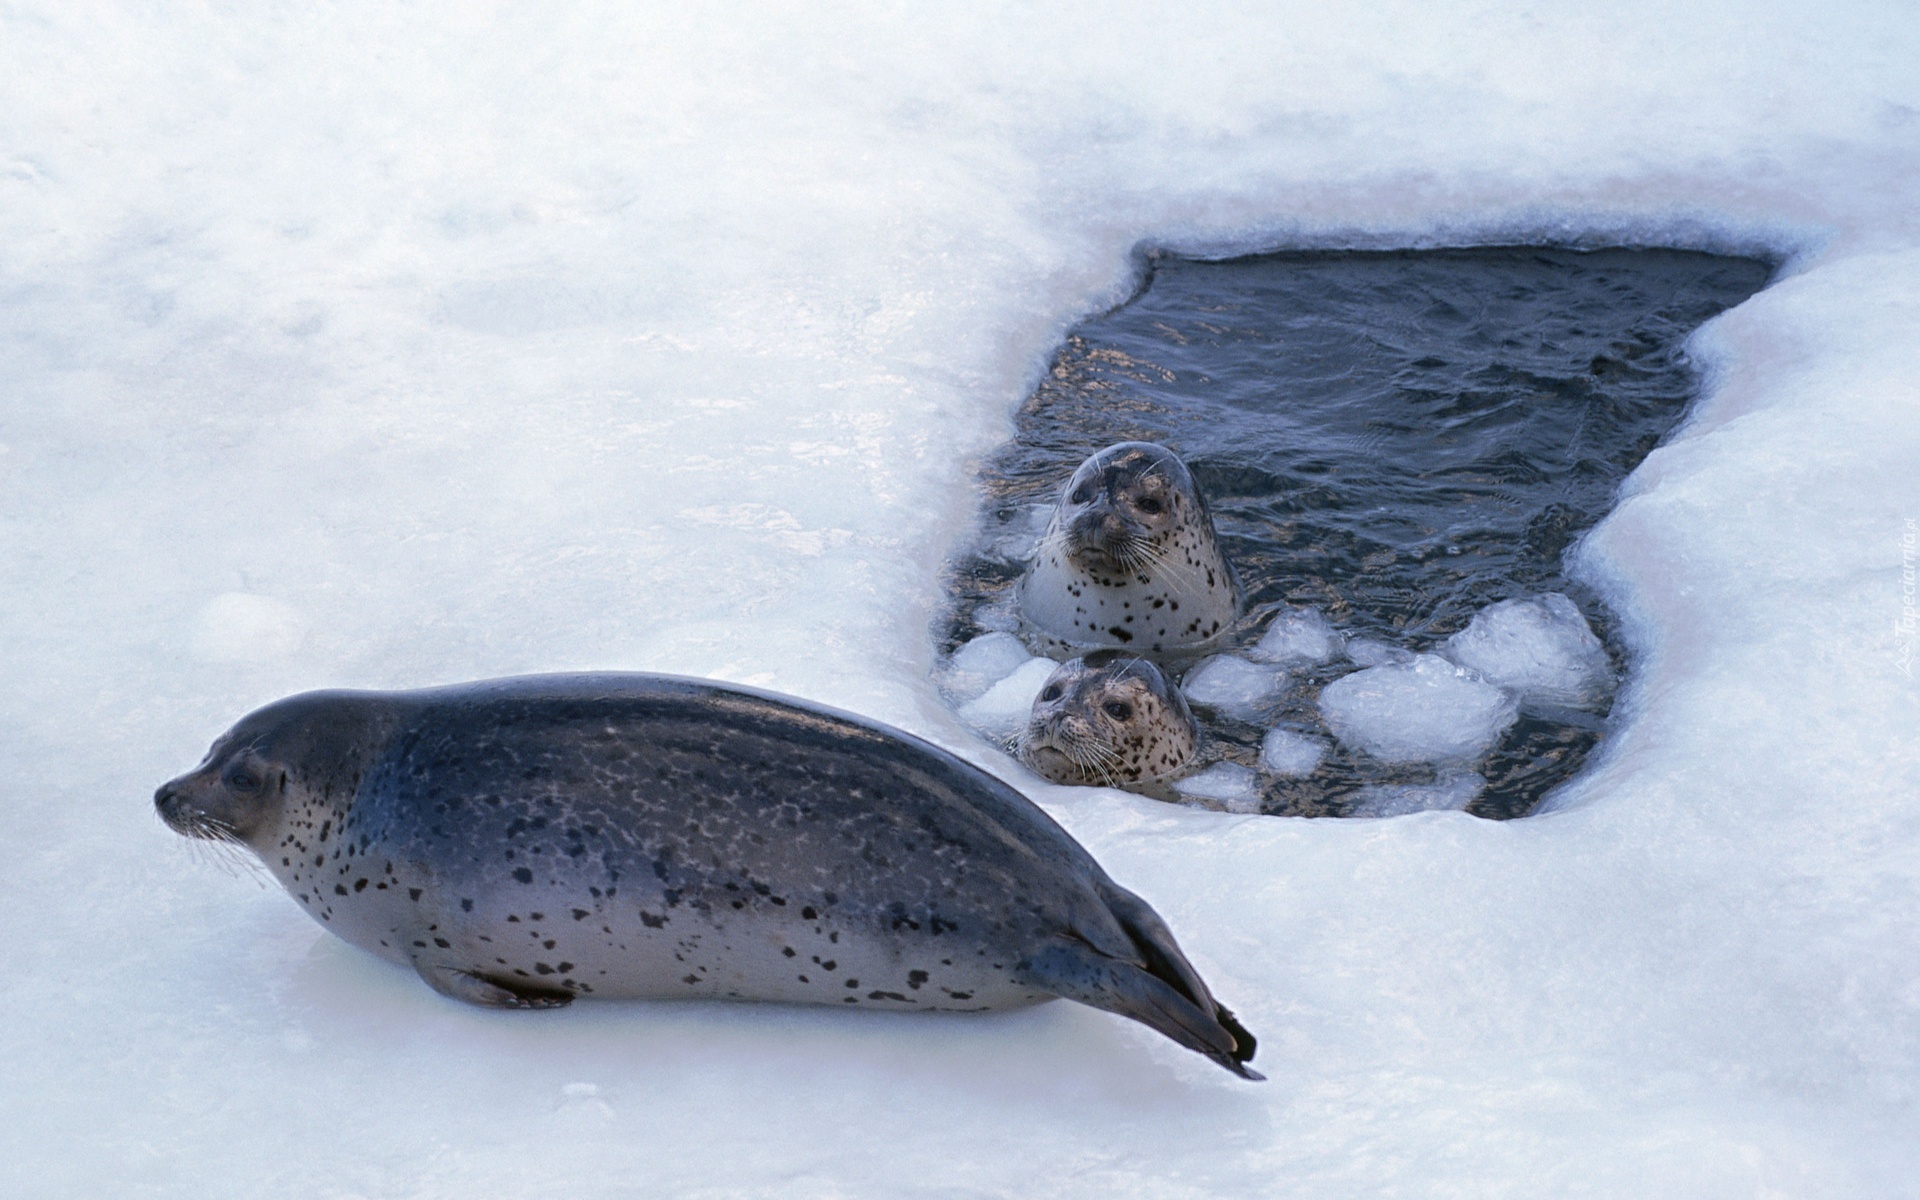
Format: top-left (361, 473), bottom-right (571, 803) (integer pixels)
top-left (938, 245), bottom-right (1772, 819)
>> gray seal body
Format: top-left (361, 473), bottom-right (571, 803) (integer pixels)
top-left (1019, 442), bottom-right (1242, 662)
top-left (156, 672), bottom-right (1259, 1078)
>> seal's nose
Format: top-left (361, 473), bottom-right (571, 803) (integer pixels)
top-left (154, 781), bottom-right (183, 817)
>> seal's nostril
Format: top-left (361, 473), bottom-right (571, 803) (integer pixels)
top-left (154, 783), bottom-right (177, 810)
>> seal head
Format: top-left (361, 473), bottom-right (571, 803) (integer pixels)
top-left (1019, 442), bottom-right (1241, 660)
top-left (155, 690), bottom-right (393, 849)
top-left (1018, 653), bottom-right (1200, 790)
top-left (156, 673), bottom-right (1260, 1077)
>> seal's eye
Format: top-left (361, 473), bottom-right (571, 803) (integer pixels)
top-left (222, 764), bottom-right (263, 793)
top-left (1134, 496), bottom-right (1163, 515)
top-left (1039, 684), bottom-right (1063, 702)
top-left (1103, 701), bottom-right (1133, 721)
top-left (1070, 487), bottom-right (1092, 505)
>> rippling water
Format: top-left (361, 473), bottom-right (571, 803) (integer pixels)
top-left (943, 246), bottom-right (1772, 818)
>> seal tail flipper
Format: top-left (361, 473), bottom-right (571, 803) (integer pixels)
top-left (1017, 936), bottom-right (1263, 1080)
top-left (1094, 881), bottom-right (1261, 1073)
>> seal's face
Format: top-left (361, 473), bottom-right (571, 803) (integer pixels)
top-left (153, 690), bottom-right (379, 851)
top-left (1058, 443), bottom-right (1198, 576)
top-left (154, 732), bottom-right (286, 846)
top-left (1018, 653), bottom-right (1199, 787)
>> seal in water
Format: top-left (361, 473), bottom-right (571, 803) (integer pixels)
top-left (154, 672), bottom-right (1260, 1078)
top-left (1018, 653), bottom-right (1201, 794)
top-left (1018, 442), bottom-right (1241, 660)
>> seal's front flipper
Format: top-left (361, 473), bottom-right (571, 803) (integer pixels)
top-left (1017, 936), bottom-right (1263, 1080)
top-left (416, 963), bottom-right (574, 1010)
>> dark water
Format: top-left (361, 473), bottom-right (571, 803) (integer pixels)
top-left (941, 246), bottom-right (1772, 818)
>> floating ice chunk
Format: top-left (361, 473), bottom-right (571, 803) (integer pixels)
top-left (986, 504), bottom-right (1053, 562)
top-left (1444, 593), bottom-right (1613, 708)
top-left (1260, 728), bottom-right (1327, 777)
top-left (1318, 654), bottom-right (1518, 763)
top-left (188, 593), bottom-right (310, 662)
top-left (1346, 772), bottom-right (1485, 818)
top-left (970, 602), bottom-right (1020, 634)
top-left (1248, 607), bottom-right (1343, 665)
top-left (1345, 638), bottom-right (1413, 668)
top-left (943, 632), bottom-right (1035, 701)
top-left (952, 632), bottom-right (1031, 679)
top-left (956, 657), bottom-right (1059, 742)
top-left (1182, 655), bottom-right (1287, 720)
top-left (1172, 762), bottom-right (1262, 813)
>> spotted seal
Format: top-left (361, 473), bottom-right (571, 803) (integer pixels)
top-left (1018, 654), bottom-right (1201, 794)
top-left (1019, 442), bottom-right (1242, 660)
top-left (154, 672), bottom-right (1260, 1078)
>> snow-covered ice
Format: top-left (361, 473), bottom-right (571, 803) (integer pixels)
top-left (1248, 606), bottom-right (1343, 665)
top-left (5, 2), bottom-right (1920, 1197)
top-left (1171, 762), bottom-right (1262, 812)
top-left (1180, 654), bottom-right (1287, 719)
top-left (188, 593), bottom-right (312, 663)
top-left (1319, 654), bottom-right (1519, 763)
top-left (1347, 771), bottom-right (1486, 818)
top-left (1259, 727), bottom-right (1328, 777)
top-left (1445, 592), bottom-right (1613, 708)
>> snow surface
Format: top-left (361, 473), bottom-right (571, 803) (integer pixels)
top-left (1445, 592), bottom-right (1613, 708)
top-left (1320, 654), bottom-right (1520, 763)
top-left (4, 3), bottom-right (1920, 1197)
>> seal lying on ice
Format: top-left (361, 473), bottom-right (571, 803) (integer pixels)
top-left (155, 672), bottom-right (1260, 1078)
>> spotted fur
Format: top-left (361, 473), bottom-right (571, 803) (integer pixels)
top-left (1017, 654), bottom-right (1201, 791)
top-left (1019, 442), bottom-right (1241, 661)
top-left (154, 672), bottom-right (1261, 1078)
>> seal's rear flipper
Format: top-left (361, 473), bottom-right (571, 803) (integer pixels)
top-left (1017, 938), bottom-right (1263, 1080)
top-left (417, 963), bottom-right (574, 1010)
top-left (1094, 882), bottom-right (1260, 1076)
